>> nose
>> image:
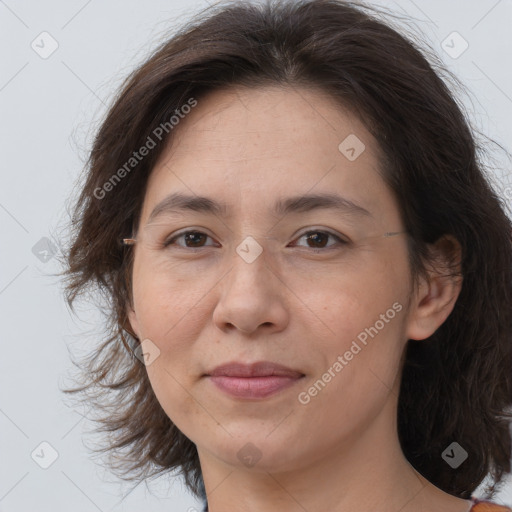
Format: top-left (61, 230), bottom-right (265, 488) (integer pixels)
top-left (212, 244), bottom-right (289, 336)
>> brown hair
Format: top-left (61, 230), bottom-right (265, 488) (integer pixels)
top-left (58, 0), bottom-right (512, 500)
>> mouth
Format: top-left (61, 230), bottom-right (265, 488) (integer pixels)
top-left (205, 361), bottom-right (305, 399)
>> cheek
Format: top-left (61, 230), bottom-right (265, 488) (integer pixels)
top-left (298, 307), bottom-right (405, 443)
top-left (144, 361), bottom-right (209, 443)
top-left (132, 253), bottom-right (211, 344)
top-left (301, 256), bottom-right (409, 404)
top-left (302, 251), bottom-right (408, 336)
top-left (130, 268), bottom-right (206, 423)
top-left (131, 270), bottom-right (209, 431)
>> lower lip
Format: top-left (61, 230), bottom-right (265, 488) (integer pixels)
top-left (208, 375), bottom-right (304, 399)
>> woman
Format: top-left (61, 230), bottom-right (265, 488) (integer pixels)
top-left (61, 0), bottom-right (512, 510)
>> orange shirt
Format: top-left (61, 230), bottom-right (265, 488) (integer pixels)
top-left (470, 498), bottom-right (512, 511)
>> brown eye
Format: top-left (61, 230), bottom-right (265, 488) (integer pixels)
top-left (164, 230), bottom-right (217, 249)
top-left (291, 230), bottom-right (348, 250)
top-left (305, 232), bottom-right (329, 248)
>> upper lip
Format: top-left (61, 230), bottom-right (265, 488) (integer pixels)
top-left (207, 361), bottom-right (304, 378)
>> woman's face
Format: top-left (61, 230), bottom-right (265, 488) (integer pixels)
top-left (128, 85), bottom-right (417, 474)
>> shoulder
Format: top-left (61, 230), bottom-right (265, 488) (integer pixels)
top-left (470, 498), bottom-right (512, 511)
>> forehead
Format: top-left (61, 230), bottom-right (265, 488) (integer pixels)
top-left (139, 85), bottom-right (395, 228)
top-left (162, 85), bottom-right (374, 161)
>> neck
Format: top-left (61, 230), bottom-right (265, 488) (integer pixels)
top-left (197, 387), bottom-right (471, 512)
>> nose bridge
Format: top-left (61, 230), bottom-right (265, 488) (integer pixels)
top-left (225, 236), bottom-right (273, 296)
top-left (213, 236), bottom-right (288, 333)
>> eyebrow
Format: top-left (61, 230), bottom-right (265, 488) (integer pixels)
top-left (146, 192), bottom-right (372, 224)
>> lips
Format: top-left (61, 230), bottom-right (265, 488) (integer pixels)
top-left (207, 361), bottom-right (304, 379)
top-left (205, 361), bottom-right (305, 399)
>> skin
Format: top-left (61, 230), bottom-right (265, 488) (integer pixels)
top-left (127, 85), bottom-right (468, 512)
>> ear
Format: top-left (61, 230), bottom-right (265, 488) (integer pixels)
top-left (405, 235), bottom-right (463, 341)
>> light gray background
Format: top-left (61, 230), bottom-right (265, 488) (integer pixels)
top-left (1, 0), bottom-right (511, 511)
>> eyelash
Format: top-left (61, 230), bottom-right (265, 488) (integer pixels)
top-left (162, 229), bottom-right (349, 252)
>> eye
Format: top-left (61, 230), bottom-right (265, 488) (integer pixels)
top-left (289, 229), bottom-right (348, 250)
top-left (162, 228), bottom-right (349, 251)
top-left (163, 230), bottom-right (219, 249)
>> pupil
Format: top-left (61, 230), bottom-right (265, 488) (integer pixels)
top-left (186, 232), bottom-right (205, 247)
top-left (308, 232), bottom-right (327, 248)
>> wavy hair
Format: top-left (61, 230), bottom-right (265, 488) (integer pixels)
top-left (58, 0), bottom-right (512, 500)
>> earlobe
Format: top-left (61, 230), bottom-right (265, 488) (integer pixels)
top-left (405, 235), bottom-right (463, 341)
